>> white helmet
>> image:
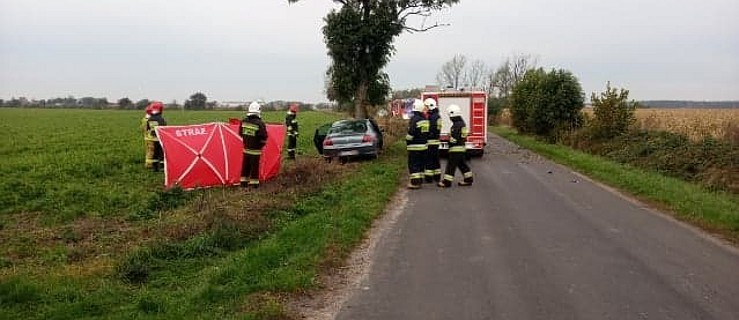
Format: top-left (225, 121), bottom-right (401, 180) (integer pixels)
top-left (447, 104), bottom-right (461, 117)
top-left (248, 101), bottom-right (261, 116)
top-left (412, 99), bottom-right (425, 112)
top-left (423, 98), bottom-right (437, 110)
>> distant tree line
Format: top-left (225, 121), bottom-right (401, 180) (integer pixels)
top-left (0, 91), bottom-right (334, 111)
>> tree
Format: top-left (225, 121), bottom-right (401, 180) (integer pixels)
top-left (510, 68), bottom-right (584, 140)
top-left (488, 53), bottom-right (537, 100)
top-left (291, 0), bottom-right (460, 118)
top-left (392, 87), bottom-right (423, 99)
top-left (436, 54), bottom-right (467, 89)
top-left (466, 59), bottom-right (487, 89)
top-left (184, 92), bottom-right (207, 110)
top-left (589, 82), bottom-right (637, 140)
top-left (118, 97), bottom-right (133, 109)
top-left (135, 99), bottom-right (150, 110)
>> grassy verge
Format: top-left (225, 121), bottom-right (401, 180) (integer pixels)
top-left (0, 139), bottom-right (406, 319)
top-left (492, 126), bottom-right (739, 242)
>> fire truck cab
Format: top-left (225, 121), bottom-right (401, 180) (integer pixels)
top-left (422, 89), bottom-right (488, 157)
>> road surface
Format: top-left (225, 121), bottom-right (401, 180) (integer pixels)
top-left (335, 134), bottom-right (739, 320)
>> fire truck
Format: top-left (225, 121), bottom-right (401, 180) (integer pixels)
top-left (421, 89), bottom-right (488, 156)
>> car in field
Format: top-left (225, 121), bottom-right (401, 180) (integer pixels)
top-left (314, 118), bottom-right (383, 163)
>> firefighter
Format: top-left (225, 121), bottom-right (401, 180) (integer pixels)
top-left (423, 98), bottom-right (442, 183)
top-left (240, 101), bottom-right (268, 189)
top-left (145, 102), bottom-right (167, 172)
top-left (438, 104), bottom-right (473, 187)
top-left (140, 104), bottom-right (154, 169)
top-left (285, 103), bottom-right (299, 160)
top-left (406, 98), bottom-right (429, 189)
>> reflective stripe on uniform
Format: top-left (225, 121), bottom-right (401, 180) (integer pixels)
top-left (242, 123), bottom-right (258, 136)
top-left (433, 169), bottom-right (442, 175)
top-left (405, 134), bottom-right (413, 141)
top-left (417, 120), bottom-right (430, 133)
top-left (461, 127), bottom-right (469, 138)
top-left (240, 177), bottom-right (248, 182)
top-left (248, 179), bottom-right (260, 185)
top-left (424, 170), bottom-right (434, 177)
top-left (410, 173), bottom-right (424, 179)
top-left (443, 174), bottom-right (454, 181)
top-left (463, 172), bottom-right (474, 178)
top-left (406, 144), bottom-right (428, 151)
top-left (449, 146), bottom-right (466, 153)
top-left (427, 139), bottom-right (440, 145)
top-left (244, 149), bottom-right (262, 155)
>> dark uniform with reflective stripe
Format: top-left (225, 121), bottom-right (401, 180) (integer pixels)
top-left (406, 111), bottom-right (430, 188)
top-left (440, 115), bottom-right (473, 187)
top-left (240, 115), bottom-right (268, 188)
top-left (424, 108), bottom-right (442, 183)
top-left (285, 112), bottom-right (299, 159)
top-left (145, 113), bottom-right (167, 172)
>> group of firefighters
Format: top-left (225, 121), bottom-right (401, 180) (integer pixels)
top-left (141, 97), bottom-right (472, 190)
top-left (140, 100), bottom-right (299, 189)
top-left (406, 98), bottom-right (473, 190)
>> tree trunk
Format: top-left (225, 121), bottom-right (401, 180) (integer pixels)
top-left (354, 80), bottom-right (368, 119)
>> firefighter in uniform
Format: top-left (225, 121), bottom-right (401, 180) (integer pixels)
top-left (438, 104), bottom-right (473, 187)
top-left (240, 101), bottom-right (268, 189)
top-left (145, 102), bottom-right (167, 172)
top-left (140, 104), bottom-right (154, 169)
top-left (406, 99), bottom-right (430, 189)
top-left (285, 103), bottom-right (299, 160)
top-left (423, 98), bottom-right (442, 183)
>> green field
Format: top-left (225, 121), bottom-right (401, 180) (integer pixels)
top-left (0, 108), bottom-right (337, 221)
top-left (0, 108), bottom-right (407, 319)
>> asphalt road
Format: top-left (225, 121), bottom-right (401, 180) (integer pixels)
top-left (335, 134), bottom-right (739, 320)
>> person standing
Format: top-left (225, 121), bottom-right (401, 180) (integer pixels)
top-left (406, 99), bottom-right (429, 189)
top-left (140, 104), bottom-right (154, 169)
top-left (423, 98), bottom-right (442, 183)
top-left (145, 102), bottom-right (167, 172)
top-left (240, 101), bottom-right (268, 189)
top-left (438, 104), bottom-right (473, 188)
top-left (285, 103), bottom-right (299, 160)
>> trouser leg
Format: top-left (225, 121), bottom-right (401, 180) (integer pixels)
top-left (408, 150), bottom-right (424, 188)
top-left (249, 154), bottom-right (261, 188)
top-left (425, 144), bottom-right (441, 182)
top-left (458, 156), bottom-right (473, 185)
top-left (145, 140), bottom-right (155, 169)
top-left (287, 136), bottom-right (296, 159)
top-left (440, 152), bottom-right (461, 187)
top-left (152, 142), bottom-right (163, 172)
top-left (240, 152), bottom-right (250, 187)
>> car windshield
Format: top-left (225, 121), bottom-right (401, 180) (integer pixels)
top-left (329, 121), bottom-right (367, 134)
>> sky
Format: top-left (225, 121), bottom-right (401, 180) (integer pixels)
top-left (1, 0), bottom-right (737, 104)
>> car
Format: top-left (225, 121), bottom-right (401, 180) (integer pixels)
top-left (314, 118), bottom-right (383, 163)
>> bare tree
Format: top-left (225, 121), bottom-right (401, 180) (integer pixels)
top-left (436, 54), bottom-right (468, 89)
top-left (489, 53), bottom-right (538, 98)
top-left (465, 59), bottom-right (487, 89)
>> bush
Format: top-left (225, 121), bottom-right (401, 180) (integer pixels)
top-left (510, 68), bottom-right (584, 141)
top-left (589, 82), bottom-right (637, 140)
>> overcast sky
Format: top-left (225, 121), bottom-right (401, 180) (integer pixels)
top-left (1, 0), bottom-right (737, 103)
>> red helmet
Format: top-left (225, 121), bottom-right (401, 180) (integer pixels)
top-left (144, 104), bottom-right (154, 115)
top-left (149, 101), bottom-right (164, 114)
top-left (288, 103), bottom-right (299, 114)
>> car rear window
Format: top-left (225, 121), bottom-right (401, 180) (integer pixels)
top-left (330, 121), bottom-right (367, 134)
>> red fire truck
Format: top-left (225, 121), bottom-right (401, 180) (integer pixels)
top-left (421, 89), bottom-right (488, 156)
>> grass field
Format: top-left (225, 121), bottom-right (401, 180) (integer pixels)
top-left (633, 108), bottom-right (739, 143)
top-left (497, 107), bottom-right (739, 143)
top-left (0, 107), bottom-right (409, 318)
top-left (0, 108), bottom-right (337, 220)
